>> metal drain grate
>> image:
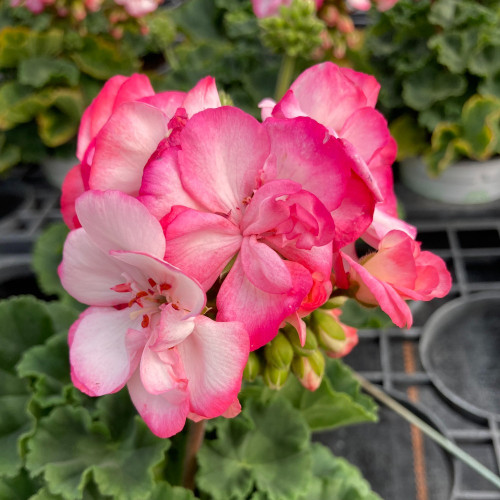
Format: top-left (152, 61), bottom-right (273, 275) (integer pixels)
top-left (1, 179), bottom-right (500, 499)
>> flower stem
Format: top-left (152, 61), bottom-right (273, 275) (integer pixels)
top-left (274, 54), bottom-right (296, 101)
top-left (182, 420), bottom-right (206, 491)
top-left (353, 372), bottom-right (500, 489)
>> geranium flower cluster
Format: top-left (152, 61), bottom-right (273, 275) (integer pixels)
top-left (59, 63), bottom-right (451, 438)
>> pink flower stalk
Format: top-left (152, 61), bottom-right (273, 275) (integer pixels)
top-left (259, 62), bottom-right (416, 250)
top-left (139, 106), bottom-right (373, 350)
top-left (252, 0), bottom-right (324, 18)
top-left (59, 190), bottom-right (249, 438)
top-left (343, 230), bottom-right (452, 328)
top-left (61, 74), bottom-right (221, 229)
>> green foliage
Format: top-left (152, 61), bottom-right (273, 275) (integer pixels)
top-left (426, 94), bottom-right (500, 174)
top-left (363, 0), bottom-right (500, 167)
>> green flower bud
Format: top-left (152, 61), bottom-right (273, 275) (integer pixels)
top-left (312, 309), bottom-right (346, 350)
top-left (264, 332), bottom-right (294, 369)
top-left (263, 365), bottom-right (289, 390)
top-left (243, 352), bottom-right (261, 381)
top-left (292, 349), bottom-right (325, 391)
top-left (320, 296), bottom-right (348, 310)
top-left (284, 325), bottom-right (318, 356)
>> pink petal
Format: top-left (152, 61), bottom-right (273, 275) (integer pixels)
top-left (264, 117), bottom-right (351, 211)
top-left (140, 345), bottom-right (187, 395)
top-left (251, 0), bottom-right (288, 17)
top-left (69, 307), bottom-right (145, 396)
top-left (288, 62), bottom-right (368, 133)
top-left (139, 146), bottom-right (201, 220)
top-left (76, 190), bottom-right (166, 258)
top-left (363, 209), bottom-right (417, 248)
top-left (127, 369), bottom-right (190, 438)
top-left (178, 107), bottom-right (269, 219)
top-left (258, 97), bottom-right (276, 121)
top-left (140, 91), bottom-right (186, 119)
top-left (89, 101), bottom-right (168, 196)
top-left (241, 236), bottom-right (293, 293)
top-left (182, 76), bottom-right (221, 117)
top-left (340, 107), bottom-right (392, 165)
top-left (150, 304), bottom-right (196, 351)
top-left (188, 398), bottom-right (241, 422)
top-left (271, 90), bottom-right (308, 120)
top-left (177, 315), bottom-right (248, 418)
top-left (112, 74), bottom-right (155, 111)
top-left (109, 251), bottom-right (206, 316)
top-left (341, 67), bottom-right (380, 108)
top-left (163, 208), bottom-right (242, 291)
top-left (59, 228), bottom-right (127, 306)
top-left (284, 312), bottom-right (307, 346)
top-left (61, 164), bottom-right (84, 229)
top-left (217, 254), bottom-right (313, 350)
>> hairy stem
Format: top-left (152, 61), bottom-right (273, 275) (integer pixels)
top-left (275, 54), bottom-right (296, 101)
top-left (182, 420), bottom-right (206, 491)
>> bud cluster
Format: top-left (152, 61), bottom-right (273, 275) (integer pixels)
top-left (244, 302), bottom-right (358, 392)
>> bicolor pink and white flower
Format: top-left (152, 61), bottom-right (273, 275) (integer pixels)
top-left (343, 230), bottom-right (452, 328)
top-left (59, 190), bottom-right (249, 438)
top-left (61, 74), bottom-right (221, 229)
top-left (139, 105), bottom-right (377, 350)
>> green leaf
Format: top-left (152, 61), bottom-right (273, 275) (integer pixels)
top-left (297, 444), bottom-right (382, 500)
top-left (279, 358), bottom-right (378, 431)
top-left (72, 36), bottom-right (139, 80)
top-left (389, 115), bottom-right (429, 161)
top-left (149, 482), bottom-right (196, 500)
top-left (37, 107), bottom-right (79, 148)
top-left (0, 468), bottom-right (39, 499)
top-left (197, 396), bottom-right (312, 500)
top-left (340, 299), bottom-right (393, 330)
top-left (0, 27), bottom-right (31, 68)
top-left (0, 369), bottom-right (33, 478)
top-left (0, 138), bottom-right (21, 174)
top-left (171, 0), bottom-right (221, 42)
top-left (18, 57), bottom-right (80, 89)
top-left (26, 405), bottom-right (170, 500)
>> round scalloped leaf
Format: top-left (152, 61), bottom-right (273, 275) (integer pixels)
top-left (0, 27), bottom-right (31, 68)
top-left (26, 405), bottom-right (170, 500)
top-left (0, 468), bottom-right (40, 499)
top-left (197, 396), bottom-right (312, 500)
top-left (149, 483), bottom-right (197, 500)
top-left (18, 57), bottom-right (80, 89)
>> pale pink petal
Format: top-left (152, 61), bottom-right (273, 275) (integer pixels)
top-left (217, 254), bottom-right (313, 350)
top-left (182, 76), bottom-right (221, 117)
top-left (177, 315), bottom-right (248, 418)
top-left (150, 304), bottom-right (196, 350)
top-left (264, 117), bottom-right (351, 211)
top-left (288, 63), bottom-right (368, 133)
top-left (241, 236), bottom-right (293, 294)
top-left (112, 74), bottom-right (155, 111)
top-left (139, 146), bottom-right (201, 220)
top-left (283, 312), bottom-right (307, 346)
top-left (340, 67), bottom-right (380, 108)
top-left (374, 0), bottom-right (399, 11)
top-left (127, 369), bottom-right (189, 438)
top-left (163, 208), bottom-right (243, 291)
top-left (140, 91), bottom-right (186, 119)
top-left (363, 209), bottom-right (417, 248)
top-left (251, 0), bottom-right (289, 17)
top-left (61, 164), bottom-right (84, 229)
top-left (343, 253), bottom-right (413, 328)
top-left (178, 107), bottom-right (269, 219)
top-left (140, 345), bottom-right (187, 395)
top-left (89, 102), bottom-right (168, 196)
top-left (271, 90), bottom-right (308, 121)
top-left (69, 307), bottom-right (144, 396)
top-left (76, 190), bottom-right (166, 258)
top-left (109, 251), bottom-right (206, 315)
top-left (77, 75), bottom-right (128, 160)
top-left (330, 173), bottom-right (376, 251)
top-left (346, 0), bottom-right (371, 11)
top-left (340, 108), bottom-right (392, 165)
top-left (258, 97), bottom-right (276, 121)
top-left (59, 228), bottom-right (127, 306)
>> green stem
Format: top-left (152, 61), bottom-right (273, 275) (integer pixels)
top-left (181, 420), bottom-right (206, 491)
top-left (353, 373), bottom-right (500, 490)
top-left (274, 54), bottom-right (296, 101)
top-left (165, 46), bottom-right (179, 72)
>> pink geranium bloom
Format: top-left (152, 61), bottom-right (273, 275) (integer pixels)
top-left (252, 0), bottom-right (324, 18)
top-left (59, 190), bottom-right (249, 438)
top-left (343, 231), bottom-right (452, 328)
top-left (61, 74), bottom-right (221, 229)
top-left (260, 62), bottom-right (416, 249)
top-left (114, 0), bottom-right (163, 17)
top-left (140, 106), bottom-right (365, 350)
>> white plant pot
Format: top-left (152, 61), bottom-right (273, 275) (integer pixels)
top-left (41, 157), bottom-right (77, 189)
top-left (399, 157), bottom-right (500, 204)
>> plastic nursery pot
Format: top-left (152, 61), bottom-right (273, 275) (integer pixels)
top-left (0, 180), bottom-right (34, 232)
top-left (420, 292), bottom-right (500, 420)
top-left (399, 157), bottom-right (500, 205)
top-left (314, 390), bottom-right (455, 500)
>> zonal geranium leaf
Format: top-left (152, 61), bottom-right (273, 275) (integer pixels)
top-left (149, 482), bottom-right (197, 500)
top-left (197, 396), bottom-right (312, 500)
top-left (26, 405), bottom-right (170, 500)
top-left (279, 358), bottom-right (377, 432)
top-left (0, 468), bottom-right (40, 499)
top-left (298, 443), bottom-right (382, 500)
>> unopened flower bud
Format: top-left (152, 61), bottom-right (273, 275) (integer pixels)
top-left (264, 365), bottom-right (289, 390)
top-left (292, 349), bottom-right (325, 391)
top-left (264, 332), bottom-right (294, 369)
top-left (243, 352), bottom-right (261, 382)
top-left (314, 309), bottom-right (359, 358)
top-left (284, 325), bottom-right (318, 356)
top-left (320, 296), bottom-right (348, 310)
